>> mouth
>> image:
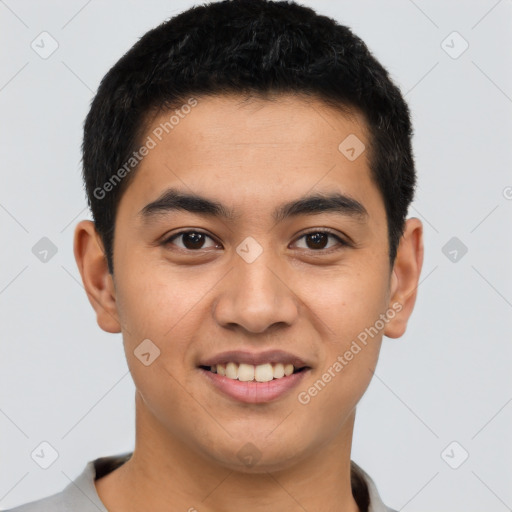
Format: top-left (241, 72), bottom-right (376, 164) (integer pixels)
top-left (197, 350), bottom-right (312, 404)
top-left (199, 362), bottom-right (309, 382)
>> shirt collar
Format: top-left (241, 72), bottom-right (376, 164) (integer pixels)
top-left (62, 453), bottom-right (395, 512)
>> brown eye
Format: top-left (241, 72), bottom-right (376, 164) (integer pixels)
top-left (293, 231), bottom-right (347, 251)
top-left (305, 232), bottom-right (329, 250)
top-left (165, 231), bottom-right (219, 251)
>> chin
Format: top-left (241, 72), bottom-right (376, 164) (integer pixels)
top-left (201, 435), bottom-right (310, 474)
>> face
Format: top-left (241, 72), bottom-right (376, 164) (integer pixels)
top-left (78, 94), bottom-right (419, 473)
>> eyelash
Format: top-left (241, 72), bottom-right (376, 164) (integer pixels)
top-left (162, 229), bottom-right (349, 253)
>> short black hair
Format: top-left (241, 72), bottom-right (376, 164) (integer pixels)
top-left (82, 0), bottom-right (416, 274)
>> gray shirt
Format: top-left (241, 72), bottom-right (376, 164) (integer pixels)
top-left (3, 453), bottom-right (397, 512)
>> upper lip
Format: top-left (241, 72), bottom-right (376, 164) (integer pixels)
top-left (199, 349), bottom-right (310, 368)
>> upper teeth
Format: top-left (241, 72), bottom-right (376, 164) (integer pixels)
top-left (211, 362), bottom-right (295, 382)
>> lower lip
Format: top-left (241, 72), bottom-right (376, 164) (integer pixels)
top-left (199, 368), bottom-right (310, 404)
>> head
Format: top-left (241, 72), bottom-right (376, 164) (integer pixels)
top-left (82, 0), bottom-right (416, 274)
top-left (75, 0), bottom-right (423, 473)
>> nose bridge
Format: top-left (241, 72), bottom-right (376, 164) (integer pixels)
top-left (213, 239), bottom-right (299, 333)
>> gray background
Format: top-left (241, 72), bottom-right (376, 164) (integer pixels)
top-left (1, 0), bottom-right (511, 510)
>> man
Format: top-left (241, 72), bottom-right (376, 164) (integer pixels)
top-left (6, 0), bottom-right (423, 510)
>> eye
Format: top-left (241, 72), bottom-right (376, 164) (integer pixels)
top-left (292, 230), bottom-right (348, 251)
top-left (164, 230), bottom-right (220, 251)
top-left (163, 229), bottom-right (349, 253)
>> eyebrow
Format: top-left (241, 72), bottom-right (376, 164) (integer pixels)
top-left (139, 187), bottom-right (368, 224)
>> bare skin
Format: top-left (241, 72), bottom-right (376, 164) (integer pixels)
top-left (74, 94), bottom-right (423, 512)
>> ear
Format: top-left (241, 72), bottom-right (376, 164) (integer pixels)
top-left (73, 220), bottom-right (121, 333)
top-left (384, 217), bottom-right (424, 339)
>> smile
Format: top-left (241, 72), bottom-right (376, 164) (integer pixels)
top-left (198, 349), bottom-right (312, 403)
top-left (200, 362), bottom-right (307, 382)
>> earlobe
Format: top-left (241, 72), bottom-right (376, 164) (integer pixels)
top-left (73, 220), bottom-right (122, 334)
top-left (384, 217), bottom-right (424, 339)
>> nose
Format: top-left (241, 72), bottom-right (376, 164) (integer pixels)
top-left (212, 248), bottom-right (299, 334)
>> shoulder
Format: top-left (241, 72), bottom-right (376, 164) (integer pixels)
top-left (351, 461), bottom-right (398, 512)
top-left (1, 452), bottom-right (132, 512)
top-left (1, 491), bottom-right (66, 512)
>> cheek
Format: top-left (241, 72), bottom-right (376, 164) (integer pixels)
top-left (297, 324), bottom-right (382, 434)
top-left (114, 268), bottom-right (203, 429)
top-left (297, 264), bottom-right (389, 413)
top-left (305, 262), bottom-right (391, 340)
top-left (115, 261), bottom-right (208, 342)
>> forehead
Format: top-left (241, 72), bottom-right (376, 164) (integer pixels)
top-left (144, 93), bottom-right (368, 164)
top-left (118, 94), bottom-right (385, 228)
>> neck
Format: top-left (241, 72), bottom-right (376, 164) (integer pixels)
top-left (95, 392), bottom-right (360, 512)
